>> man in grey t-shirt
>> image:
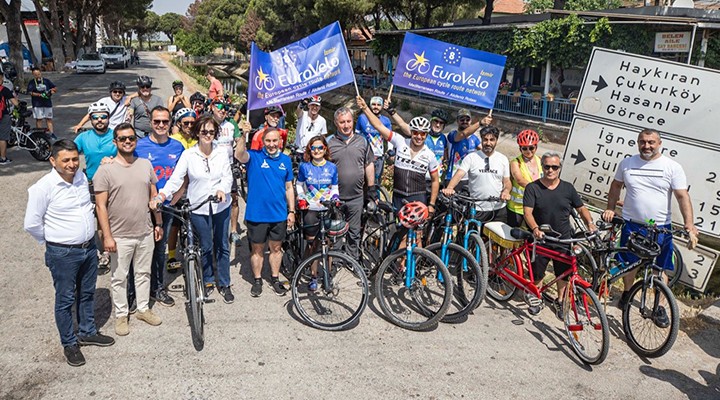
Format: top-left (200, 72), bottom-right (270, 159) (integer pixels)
top-left (327, 107), bottom-right (376, 258)
top-left (126, 76), bottom-right (164, 137)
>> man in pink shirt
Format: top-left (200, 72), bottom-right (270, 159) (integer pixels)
top-left (206, 70), bottom-right (224, 101)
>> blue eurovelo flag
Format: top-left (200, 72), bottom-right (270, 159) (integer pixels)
top-left (392, 33), bottom-right (507, 109)
top-left (247, 21), bottom-right (355, 111)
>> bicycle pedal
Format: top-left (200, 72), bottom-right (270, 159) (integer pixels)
top-left (204, 299), bottom-right (216, 304)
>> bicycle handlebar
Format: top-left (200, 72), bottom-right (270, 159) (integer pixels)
top-left (159, 195), bottom-right (219, 219)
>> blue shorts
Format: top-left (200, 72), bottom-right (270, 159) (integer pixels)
top-left (618, 220), bottom-right (674, 271)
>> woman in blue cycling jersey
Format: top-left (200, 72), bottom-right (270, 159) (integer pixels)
top-left (296, 135), bottom-right (340, 291)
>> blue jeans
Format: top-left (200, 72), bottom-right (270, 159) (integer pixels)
top-left (150, 216), bottom-right (174, 295)
top-left (190, 206), bottom-right (231, 287)
top-left (45, 243), bottom-right (98, 347)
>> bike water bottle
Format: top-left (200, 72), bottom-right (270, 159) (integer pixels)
top-left (608, 259), bottom-right (624, 277)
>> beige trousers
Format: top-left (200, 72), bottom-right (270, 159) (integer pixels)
top-left (110, 233), bottom-right (155, 317)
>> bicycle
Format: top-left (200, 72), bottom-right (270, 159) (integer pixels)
top-left (373, 202), bottom-right (453, 331)
top-left (359, 200), bottom-right (396, 277)
top-left (7, 100), bottom-right (52, 161)
top-left (579, 218), bottom-right (683, 357)
top-left (158, 195), bottom-right (218, 351)
top-left (290, 201), bottom-right (369, 330)
top-left (483, 222), bottom-right (610, 365)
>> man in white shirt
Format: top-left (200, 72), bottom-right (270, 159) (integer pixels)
top-left (294, 95), bottom-right (327, 153)
top-left (24, 139), bottom-right (115, 367)
top-left (443, 126), bottom-right (511, 222)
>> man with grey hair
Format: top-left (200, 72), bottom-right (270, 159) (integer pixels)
top-left (523, 151), bottom-right (595, 316)
top-left (602, 128), bottom-right (698, 318)
top-left (328, 106), bottom-right (376, 258)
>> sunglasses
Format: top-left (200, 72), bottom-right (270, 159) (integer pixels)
top-left (115, 135), bottom-right (137, 143)
top-left (411, 131), bottom-right (428, 136)
top-left (181, 121), bottom-right (194, 127)
top-left (431, 119), bottom-right (445, 124)
top-left (214, 103), bottom-right (226, 111)
top-left (543, 164), bottom-right (561, 171)
top-left (199, 129), bottom-right (216, 136)
top-left (457, 117), bottom-right (471, 123)
top-left (111, 90), bottom-right (125, 95)
top-left (520, 146), bottom-right (536, 151)
top-left (139, 85), bottom-right (152, 89)
top-left (310, 145), bottom-right (325, 151)
top-left (91, 115), bottom-right (108, 121)
top-left (152, 119), bottom-right (170, 125)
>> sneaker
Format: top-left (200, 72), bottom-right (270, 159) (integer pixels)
top-left (136, 309), bottom-right (162, 326)
top-left (229, 232), bottom-right (242, 246)
top-left (618, 290), bottom-right (632, 310)
top-left (308, 277), bottom-right (319, 292)
top-left (128, 298), bottom-right (137, 314)
top-left (218, 286), bottom-right (235, 304)
top-left (115, 317), bottom-right (129, 336)
top-left (250, 279), bottom-right (263, 297)
top-left (0, 157), bottom-right (12, 165)
top-left (553, 299), bottom-right (564, 320)
top-left (78, 333), bottom-right (115, 347)
top-left (272, 279), bottom-right (287, 296)
top-left (98, 251), bottom-right (110, 268)
top-left (204, 283), bottom-right (215, 298)
top-left (652, 305), bottom-right (671, 329)
top-left (63, 344), bottom-right (85, 367)
top-left (166, 257), bottom-right (182, 272)
top-left (524, 292), bottom-right (542, 316)
top-left (151, 289), bottom-right (175, 307)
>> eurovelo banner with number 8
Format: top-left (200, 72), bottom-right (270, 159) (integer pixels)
top-left (393, 33), bottom-right (506, 109)
top-left (247, 21), bottom-right (355, 111)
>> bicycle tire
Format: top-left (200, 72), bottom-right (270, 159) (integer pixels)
top-left (359, 214), bottom-right (387, 278)
top-left (426, 242), bottom-right (484, 322)
top-left (374, 247), bottom-right (453, 331)
top-left (563, 284), bottom-right (609, 365)
top-left (185, 255), bottom-right (205, 351)
top-left (29, 132), bottom-right (51, 161)
top-left (291, 251), bottom-right (369, 331)
top-left (622, 277), bottom-right (679, 357)
top-left (378, 186), bottom-right (391, 203)
top-left (666, 246), bottom-right (684, 288)
top-left (485, 240), bottom-right (517, 302)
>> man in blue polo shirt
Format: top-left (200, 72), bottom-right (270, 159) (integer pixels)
top-left (235, 123), bottom-right (295, 298)
top-left (355, 96), bottom-right (391, 183)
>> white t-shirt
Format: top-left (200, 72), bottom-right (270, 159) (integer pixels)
top-left (459, 150), bottom-right (510, 211)
top-left (614, 154), bottom-right (687, 225)
top-left (216, 120), bottom-right (238, 162)
top-left (295, 110), bottom-right (327, 151)
top-left (97, 95), bottom-right (129, 130)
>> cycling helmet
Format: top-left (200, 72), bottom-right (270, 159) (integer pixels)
top-left (308, 95), bottom-right (322, 106)
top-left (136, 75), bottom-right (153, 87)
top-left (189, 91), bottom-right (205, 104)
top-left (109, 81), bottom-right (126, 92)
top-left (397, 201), bottom-right (429, 228)
top-left (171, 80), bottom-right (184, 89)
top-left (265, 105), bottom-right (283, 115)
top-left (517, 129), bottom-right (539, 146)
top-left (174, 107), bottom-right (197, 121)
top-left (408, 117), bottom-right (431, 133)
top-left (430, 108), bottom-right (449, 123)
top-left (628, 232), bottom-right (661, 259)
top-left (88, 102), bottom-right (110, 115)
top-left (325, 218), bottom-right (350, 237)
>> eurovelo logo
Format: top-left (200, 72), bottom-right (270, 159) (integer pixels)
top-left (404, 47), bottom-right (491, 90)
top-left (254, 47), bottom-right (341, 91)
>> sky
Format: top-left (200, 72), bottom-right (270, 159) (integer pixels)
top-left (151, 0), bottom-right (195, 16)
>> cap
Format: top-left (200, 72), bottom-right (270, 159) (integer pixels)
top-left (457, 109), bottom-right (471, 119)
top-left (370, 96), bottom-right (384, 106)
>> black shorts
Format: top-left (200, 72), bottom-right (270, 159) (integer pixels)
top-left (0, 115), bottom-right (11, 141)
top-left (507, 210), bottom-right (525, 228)
top-left (531, 245), bottom-right (572, 282)
top-left (246, 220), bottom-right (287, 244)
top-left (475, 207), bottom-right (507, 224)
top-left (302, 210), bottom-right (321, 238)
top-left (392, 192), bottom-right (427, 213)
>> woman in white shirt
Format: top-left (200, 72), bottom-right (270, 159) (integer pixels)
top-left (152, 115), bottom-right (235, 304)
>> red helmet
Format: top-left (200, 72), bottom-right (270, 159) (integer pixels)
top-left (517, 129), bottom-right (539, 147)
top-left (397, 201), bottom-right (429, 229)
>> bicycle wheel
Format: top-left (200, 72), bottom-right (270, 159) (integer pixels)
top-left (574, 243), bottom-right (599, 288)
top-left (29, 132), bottom-right (52, 161)
top-left (374, 247), bottom-right (452, 331)
top-left (666, 247), bottom-right (684, 288)
top-left (360, 216), bottom-right (385, 278)
top-left (426, 242), bottom-right (484, 322)
top-left (622, 277), bottom-right (679, 357)
top-left (485, 240), bottom-right (517, 302)
top-left (562, 284), bottom-right (609, 365)
top-left (291, 251), bottom-right (369, 331)
top-left (185, 254), bottom-right (205, 351)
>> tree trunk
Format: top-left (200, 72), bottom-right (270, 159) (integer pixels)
top-left (20, 20), bottom-right (39, 67)
top-left (61, 1), bottom-right (76, 61)
top-left (33, 0), bottom-right (64, 70)
top-left (0, 0), bottom-right (26, 80)
top-left (483, 0), bottom-right (494, 25)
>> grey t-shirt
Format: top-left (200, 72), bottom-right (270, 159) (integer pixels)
top-left (328, 133), bottom-right (373, 200)
top-left (93, 158), bottom-right (158, 238)
top-left (130, 94), bottom-right (164, 135)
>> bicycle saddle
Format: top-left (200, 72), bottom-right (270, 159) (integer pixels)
top-left (483, 222), bottom-right (523, 249)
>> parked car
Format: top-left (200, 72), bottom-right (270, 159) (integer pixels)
top-left (99, 45), bottom-right (130, 69)
top-left (75, 53), bottom-right (106, 74)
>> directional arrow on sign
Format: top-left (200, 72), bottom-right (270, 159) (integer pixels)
top-left (571, 150), bottom-right (586, 165)
top-left (591, 76), bottom-right (607, 92)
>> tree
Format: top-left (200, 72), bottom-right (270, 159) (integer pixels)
top-left (0, 0), bottom-right (25, 79)
top-left (32, 0), bottom-right (65, 69)
top-left (175, 30), bottom-right (218, 56)
top-left (158, 12), bottom-right (184, 44)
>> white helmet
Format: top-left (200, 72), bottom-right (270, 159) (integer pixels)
top-left (408, 116), bottom-right (431, 133)
top-left (88, 102), bottom-right (110, 115)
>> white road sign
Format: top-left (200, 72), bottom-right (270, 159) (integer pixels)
top-left (575, 48), bottom-right (720, 146)
top-left (561, 117), bottom-right (720, 238)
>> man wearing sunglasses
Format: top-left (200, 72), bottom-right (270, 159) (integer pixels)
top-left (134, 106), bottom-right (185, 307)
top-left (294, 95), bottom-right (327, 154)
top-left (355, 96), bottom-right (392, 183)
top-left (73, 81), bottom-right (130, 134)
top-left (93, 123), bottom-right (163, 336)
top-left (126, 76), bottom-right (164, 137)
top-left (446, 109), bottom-right (493, 192)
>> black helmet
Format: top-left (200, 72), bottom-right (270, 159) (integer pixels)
top-left (109, 81), bottom-right (126, 92)
top-left (171, 79), bottom-right (183, 89)
top-left (136, 75), bottom-right (152, 87)
top-left (189, 91), bottom-right (205, 104)
top-left (264, 105), bottom-right (283, 115)
top-left (430, 108), bottom-right (449, 123)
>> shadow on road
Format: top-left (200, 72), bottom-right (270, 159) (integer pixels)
top-left (640, 364), bottom-right (720, 400)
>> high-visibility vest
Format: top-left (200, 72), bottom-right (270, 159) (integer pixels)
top-left (508, 154), bottom-right (542, 214)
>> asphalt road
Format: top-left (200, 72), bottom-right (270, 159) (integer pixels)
top-left (0, 52), bottom-right (718, 400)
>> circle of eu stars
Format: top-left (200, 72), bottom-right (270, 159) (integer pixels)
top-left (442, 46), bottom-right (461, 66)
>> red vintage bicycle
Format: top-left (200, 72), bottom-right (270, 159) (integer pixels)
top-left (483, 221), bottom-right (610, 365)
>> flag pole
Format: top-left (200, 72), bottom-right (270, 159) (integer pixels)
top-left (386, 84), bottom-right (394, 104)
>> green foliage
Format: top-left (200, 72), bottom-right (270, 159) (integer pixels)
top-left (693, 33), bottom-right (720, 70)
top-left (524, 0), bottom-right (621, 13)
top-left (192, 0), bottom-right (249, 45)
top-left (170, 58), bottom-right (210, 89)
top-left (175, 30), bottom-right (219, 56)
top-left (158, 13), bottom-right (184, 44)
top-left (370, 34), bottom-right (403, 57)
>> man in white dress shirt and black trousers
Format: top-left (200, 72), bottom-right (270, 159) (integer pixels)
top-left (24, 139), bottom-right (115, 367)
